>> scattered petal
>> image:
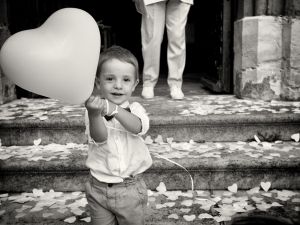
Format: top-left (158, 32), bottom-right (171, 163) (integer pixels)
top-left (271, 202), bottom-right (283, 207)
top-left (147, 190), bottom-right (154, 196)
top-left (292, 198), bottom-right (300, 203)
top-left (154, 135), bottom-right (164, 144)
top-left (144, 136), bottom-right (153, 145)
top-left (33, 138), bottom-right (42, 146)
top-left (247, 187), bottom-right (260, 195)
top-left (183, 215), bottom-right (196, 221)
top-left (291, 133), bottom-right (300, 142)
top-left (214, 216), bottom-right (231, 222)
top-left (166, 137), bottom-right (174, 145)
top-left (260, 182), bottom-right (271, 192)
top-left (80, 217), bottom-right (91, 222)
top-left (71, 208), bottom-right (84, 216)
top-left (0, 193), bottom-right (8, 198)
top-left (180, 208), bottom-right (191, 213)
top-left (181, 199), bottom-right (193, 207)
top-left (198, 213), bottom-right (213, 219)
top-left (43, 213), bottom-right (54, 218)
top-left (33, 189), bottom-right (44, 197)
top-left (168, 214), bottom-right (179, 219)
top-left (15, 213), bottom-right (26, 219)
top-left (64, 216), bottom-right (77, 223)
top-left (0, 210), bottom-right (5, 216)
top-left (254, 135), bottom-right (261, 143)
top-left (261, 193), bottom-right (272, 197)
top-left (228, 183), bottom-right (238, 193)
top-left (156, 182), bottom-right (167, 193)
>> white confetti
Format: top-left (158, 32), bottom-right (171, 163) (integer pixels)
top-left (181, 199), bottom-right (193, 207)
top-left (198, 213), bottom-right (213, 219)
top-left (166, 213), bottom-right (179, 221)
top-left (261, 193), bottom-right (273, 197)
top-left (271, 202), bottom-right (283, 207)
top-left (33, 138), bottom-right (42, 146)
top-left (291, 133), bottom-right (300, 142)
top-left (144, 136), bottom-right (153, 145)
top-left (80, 217), bottom-right (91, 222)
top-left (246, 187), bottom-right (260, 195)
top-left (15, 213), bottom-right (26, 219)
top-left (0, 210), bottom-right (6, 216)
top-left (183, 214), bottom-right (196, 221)
top-left (156, 182), bottom-right (167, 193)
top-left (214, 216), bottom-right (231, 222)
top-left (180, 208), bottom-right (191, 213)
top-left (33, 188), bottom-right (44, 197)
top-left (42, 213), bottom-right (54, 218)
top-left (254, 135), bottom-right (261, 143)
top-left (64, 216), bottom-right (77, 223)
top-left (154, 135), bottom-right (164, 144)
top-left (260, 181), bottom-right (271, 192)
top-left (228, 183), bottom-right (238, 193)
top-left (292, 198), bottom-right (300, 203)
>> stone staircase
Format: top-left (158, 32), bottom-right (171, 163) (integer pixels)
top-left (0, 95), bottom-right (300, 224)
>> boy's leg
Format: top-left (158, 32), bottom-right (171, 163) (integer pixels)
top-left (141, 1), bottom-right (166, 94)
top-left (166, 0), bottom-right (191, 96)
top-left (114, 178), bottom-right (148, 225)
top-left (85, 180), bottom-right (117, 225)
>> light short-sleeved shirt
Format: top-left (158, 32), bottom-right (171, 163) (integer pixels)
top-left (85, 101), bottom-right (153, 183)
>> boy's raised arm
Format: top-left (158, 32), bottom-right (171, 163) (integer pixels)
top-left (85, 96), bottom-right (108, 142)
top-left (114, 106), bottom-right (143, 135)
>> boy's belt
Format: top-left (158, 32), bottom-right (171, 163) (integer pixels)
top-left (90, 174), bottom-right (141, 188)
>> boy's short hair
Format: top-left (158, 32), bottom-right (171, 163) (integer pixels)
top-left (96, 45), bottom-right (139, 82)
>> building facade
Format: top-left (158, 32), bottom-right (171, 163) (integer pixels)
top-left (0, 0), bottom-right (299, 104)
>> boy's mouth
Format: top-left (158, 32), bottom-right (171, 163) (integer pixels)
top-left (111, 92), bottom-right (124, 96)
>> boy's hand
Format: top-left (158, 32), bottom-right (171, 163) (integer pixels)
top-left (85, 96), bottom-right (107, 116)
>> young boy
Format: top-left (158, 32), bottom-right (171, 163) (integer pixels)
top-left (84, 45), bottom-right (152, 225)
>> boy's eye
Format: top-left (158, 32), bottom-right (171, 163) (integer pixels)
top-left (106, 77), bottom-right (113, 81)
top-left (124, 78), bottom-right (131, 82)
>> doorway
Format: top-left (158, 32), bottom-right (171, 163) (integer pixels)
top-left (6, 0), bottom-right (233, 98)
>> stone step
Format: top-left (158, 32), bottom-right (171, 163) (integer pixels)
top-left (0, 96), bottom-right (300, 145)
top-left (0, 188), bottom-right (299, 225)
top-left (1, 141), bottom-right (299, 192)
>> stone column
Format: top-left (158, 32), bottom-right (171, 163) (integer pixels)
top-left (234, 15), bottom-right (300, 101)
top-left (281, 17), bottom-right (300, 100)
top-left (0, 0), bottom-right (16, 104)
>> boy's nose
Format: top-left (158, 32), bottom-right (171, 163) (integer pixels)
top-left (114, 80), bottom-right (122, 89)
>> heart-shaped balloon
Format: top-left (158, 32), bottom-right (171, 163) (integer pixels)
top-left (0, 8), bottom-right (100, 104)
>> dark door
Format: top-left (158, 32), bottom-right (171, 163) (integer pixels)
top-left (186, 0), bottom-right (233, 93)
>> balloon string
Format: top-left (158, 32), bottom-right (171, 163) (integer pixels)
top-left (153, 153), bottom-right (194, 191)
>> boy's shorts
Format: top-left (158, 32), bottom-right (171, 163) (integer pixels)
top-left (85, 174), bottom-right (148, 225)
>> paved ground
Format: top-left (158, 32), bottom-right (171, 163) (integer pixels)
top-left (133, 78), bottom-right (212, 97)
top-left (0, 186), bottom-right (299, 225)
top-left (1, 80), bottom-right (300, 224)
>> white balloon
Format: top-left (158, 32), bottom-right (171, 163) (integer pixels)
top-left (0, 8), bottom-right (100, 104)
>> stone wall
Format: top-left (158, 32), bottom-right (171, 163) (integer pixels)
top-left (0, 25), bottom-right (16, 104)
top-left (234, 15), bottom-right (300, 101)
top-left (0, 0), bottom-right (16, 105)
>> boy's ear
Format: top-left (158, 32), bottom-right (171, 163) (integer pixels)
top-left (132, 79), bottom-right (139, 90)
top-left (92, 77), bottom-right (101, 94)
top-left (94, 77), bottom-right (101, 88)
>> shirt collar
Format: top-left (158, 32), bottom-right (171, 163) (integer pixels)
top-left (120, 101), bottom-right (130, 109)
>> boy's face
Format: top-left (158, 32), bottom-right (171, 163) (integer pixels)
top-left (96, 59), bottom-right (138, 105)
